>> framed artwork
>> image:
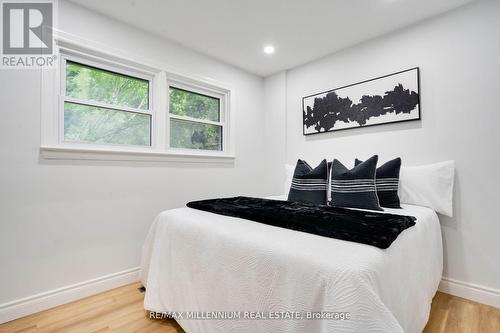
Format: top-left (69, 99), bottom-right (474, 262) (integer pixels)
top-left (302, 67), bottom-right (420, 135)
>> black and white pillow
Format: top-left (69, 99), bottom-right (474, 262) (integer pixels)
top-left (287, 159), bottom-right (328, 205)
top-left (355, 157), bottom-right (402, 208)
top-left (330, 155), bottom-right (382, 211)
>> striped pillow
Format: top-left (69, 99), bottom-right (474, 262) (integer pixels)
top-left (330, 155), bottom-right (382, 211)
top-left (287, 159), bottom-right (328, 205)
top-left (355, 157), bottom-right (402, 208)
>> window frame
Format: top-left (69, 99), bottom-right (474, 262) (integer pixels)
top-left (167, 78), bottom-right (228, 153)
top-left (41, 36), bottom-right (234, 163)
top-left (60, 55), bottom-right (155, 149)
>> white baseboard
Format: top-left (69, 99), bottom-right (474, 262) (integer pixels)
top-left (2, 270), bottom-right (498, 324)
top-left (0, 267), bottom-right (140, 324)
top-left (439, 277), bottom-right (500, 309)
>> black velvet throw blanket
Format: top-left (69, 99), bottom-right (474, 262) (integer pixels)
top-left (187, 196), bottom-right (416, 249)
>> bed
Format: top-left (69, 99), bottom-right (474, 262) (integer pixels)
top-left (140, 195), bottom-right (443, 333)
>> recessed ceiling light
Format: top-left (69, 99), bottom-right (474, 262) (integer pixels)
top-left (263, 45), bottom-right (275, 55)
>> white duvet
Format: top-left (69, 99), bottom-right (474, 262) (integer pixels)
top-left (141, 196), bottom-right (442, 333)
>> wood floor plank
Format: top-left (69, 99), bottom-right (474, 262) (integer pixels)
top-left (1, 284), bottom-right (498, 333)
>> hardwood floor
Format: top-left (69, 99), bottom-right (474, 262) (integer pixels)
top-left (0, 283), bottom-right (183, 333)
top-left (1, 282), bottom-right (499, 333)
top-left (423, 291), bottom-right (500, 333)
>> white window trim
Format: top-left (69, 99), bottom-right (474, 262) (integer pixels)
top-left (60, 52), bottom-right (155, 149)
top-left (40, 35), bottom-right (235, 163)
top-left (167, 78), bottom-right (229, 153)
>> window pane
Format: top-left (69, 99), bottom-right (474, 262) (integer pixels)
top-left (169, 87), bottom-right (220, 122)
top-left (64, 102), bottom-right (151, 146)
top-left (66, 61), bottom-right (149, 110)
top-left (170, 119), bottom-right (222, 151)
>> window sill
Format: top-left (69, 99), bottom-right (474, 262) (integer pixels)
top-left (40, 146), bottom-right (236, 164)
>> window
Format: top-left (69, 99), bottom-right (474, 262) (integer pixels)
top-left (168, 87), bottom-right (223, 151)
top-left (63, 61), bottom-right (152, 146)
top-left (41, 40), bottom-right (233, 162)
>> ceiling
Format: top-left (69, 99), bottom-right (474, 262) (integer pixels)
top-left (68, 0), bottom-right (475, 77)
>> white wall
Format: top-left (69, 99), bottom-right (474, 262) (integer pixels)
top-left (263, 72), bottom-right (287, 195)
top-left (0, 0), bottom-right (270, 307)
top-left (265, 0), bottom-right (500, 300)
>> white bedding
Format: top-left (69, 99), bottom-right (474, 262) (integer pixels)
top-left (140, 195), bottom-right (442, 333)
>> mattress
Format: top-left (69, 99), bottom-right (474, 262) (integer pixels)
top-left (140, 195), bottom-right (443, 333)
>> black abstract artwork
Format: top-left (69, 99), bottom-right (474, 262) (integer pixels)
top-left (303, 68), bottom-right (420, 135)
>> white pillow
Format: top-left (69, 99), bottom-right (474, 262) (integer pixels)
top-left (399, 160), bottom-right (455, 217)
top-left (284, 164), bottom-right (295, 197)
